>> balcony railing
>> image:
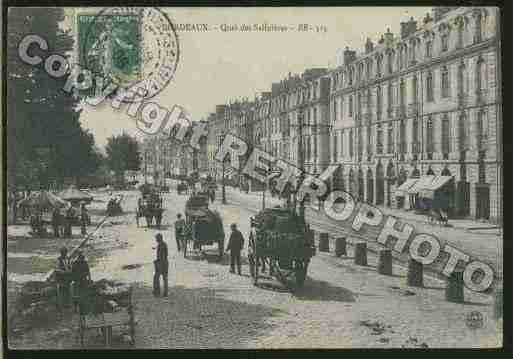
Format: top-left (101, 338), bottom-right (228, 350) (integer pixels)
top-left (475, 89), bottom-right (485, 105)
top-left (395, 105), bottom-right (406, 119)
top-left (408, 102), bottom-right (419, 117)
top-left (457, 93), bottom-right (468, 108)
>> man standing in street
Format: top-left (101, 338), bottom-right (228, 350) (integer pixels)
top-left (52, 207), bottom-right (61, 238)
top-left (55, 247), bottom-right (72, 308)
top-left (153, 233), bottom-right (169, 297)
top-left (226, 223), bottom-right (244, 275)
top-left (80, 204), bottom-right (89, 235)
top-left (174, 213), bottom-right (185, 252)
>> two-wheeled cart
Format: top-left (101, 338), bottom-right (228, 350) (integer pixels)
top-left (248, 208), bottom-right (315, 291)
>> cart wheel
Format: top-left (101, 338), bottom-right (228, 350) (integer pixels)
top-left (253, 257), bottom-right (259, 286)
top-left (249, 255), bottom-right (255, 278)
top-left (218, 239), bottom-right (224, 258)
top-left (295, 261), bottom-right (307, 288)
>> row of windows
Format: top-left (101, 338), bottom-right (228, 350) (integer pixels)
top-left (331, 10), bottom-right (486, 91)
top-left (331, 110), bottom-right (489, 161)
top-left (331, 57), bottom-right (486, 123)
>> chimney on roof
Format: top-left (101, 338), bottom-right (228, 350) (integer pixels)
top-left (365, 38), bottom-right (374, 54)
top-left (432, 7), bottom-right (456, 22)
top-left (400, 16), bottom-right (418, 39)
top-left (423, 12), bottom-right (433, 24)
top-left (343, 46), bottom-right (357, 65)
top-left (384, 28), bottom-right (394, 44)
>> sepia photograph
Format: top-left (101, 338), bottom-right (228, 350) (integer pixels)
top-left (3, 5), bottom-right (503, 349)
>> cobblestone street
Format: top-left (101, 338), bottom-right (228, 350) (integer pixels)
top-left (7, 186), bottom-right (502, 348)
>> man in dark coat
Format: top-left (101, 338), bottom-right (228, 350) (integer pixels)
top-left (52, 207), bottom-right (61, 238)
top-left (55, 247), bottom-right (72, 307)
top-left (80, 205), bottom-right (89, 235)
top-left (174, 213), bottom-right (185, 252)
top-left (65, 205), bottom-right (75, 237)
top-left (153, 233), bottom-right (169, 297)
top-left (226, 223), bottom-right (244, 275)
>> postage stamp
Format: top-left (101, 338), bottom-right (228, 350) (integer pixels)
top-left (78, 7), bottom-right (180, 101)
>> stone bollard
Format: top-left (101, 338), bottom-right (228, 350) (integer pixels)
top-left (319, 232), bottom-right (329, 252)
top-left (354, 242), bottom-right (367, 266)
top-left (378, 249), bottom-right (392, 275)
top-left (335, 237), bottom-right (347, 257)
top-left (407, 258), bottom-right (423, 287)
top-left (445, 270), bottom-right (464, 303)
top-left (494, 288), bottom-right (503, 320)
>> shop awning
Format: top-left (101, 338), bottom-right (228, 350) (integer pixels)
top-left (407, 175), bottom-right (435, 194)
top-left (395, 178), bottom-right (418, 197)
top-left (419, 176), bottom-right (453, 199)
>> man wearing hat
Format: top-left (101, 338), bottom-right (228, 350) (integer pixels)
top-left (153, 233), bottom-right (169, 297)
top-left (55, 247), bottom-right (72, 308)
top-left (226, 223), bottom-right (245, 275)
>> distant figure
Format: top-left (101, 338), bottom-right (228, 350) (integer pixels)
top-left (55, 247), bottom-right (72, 308)
top-left (153, 233), bottom-right (169, 297)
top-left (209, 188), bottom-right (215, 203)
top-left (80, 206), bottom-right (89, 235)
top-left (72, 250), bottom-right (91, 297)
top-left (65, 205), bottom-right (75, 237)
top-left (226, 223), bottom-right (244, 275)
top-left (174, 213), bottom-right (185, 252)
top-left (52, 207), bottom-right (61, 238)
top-left (155, 203), bottom-right (163, 229)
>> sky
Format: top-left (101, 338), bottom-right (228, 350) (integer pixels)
top-left (64, 7), bottom-right (432, 148)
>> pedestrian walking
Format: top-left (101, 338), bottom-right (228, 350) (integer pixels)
top-left (72, 250), bottom-right (92, 312)
top-left (80, 205), bottom-right (88, 235)
top-left (226, 223), bottom-right (244, 275)
top-left (153, 233), bottom-right (169, 297)
top-left (174, 213), bottom-right (185, 252)
top-left (52, 207), bottom-right (61, 238)
top-left (55, 247), bottom-right (72, 308)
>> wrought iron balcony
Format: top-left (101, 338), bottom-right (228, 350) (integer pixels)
top-left (411, 141), bottom-right (421, 153)
top-left (408, 102), bottom-right (419, 116)
top-left (376, 143), bottom-right (384, 154)
top-left (395, 105), bottom-right (406, 119)
top-left (362, 113), bottom-right (372, 125)
top-left (457, 93), bottom-right (468, 108)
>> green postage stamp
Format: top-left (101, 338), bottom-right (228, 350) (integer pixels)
top-left (78, 13), bottom-right (141, 88)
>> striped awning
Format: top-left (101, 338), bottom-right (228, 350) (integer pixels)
top-left (419, 176), bottom-right (453, 199)
top-left (407, 175), bottom-right (435, 194)
top-left (394, 178), bottom-right (418, 197)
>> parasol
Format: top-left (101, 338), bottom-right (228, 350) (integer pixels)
top-left (18, 191), bottom-right (68, 210)
top-left (58, 185), bottom-right (93, 203)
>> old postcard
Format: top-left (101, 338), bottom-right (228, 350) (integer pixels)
top-left (4, 6), bottom-right (503, 349)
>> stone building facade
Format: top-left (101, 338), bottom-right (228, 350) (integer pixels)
top-left (203, 6), bottom-right (501, 222)
top-left (328, 6), bottom-right (501, 222)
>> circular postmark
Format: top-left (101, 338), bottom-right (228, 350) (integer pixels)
top-left (465, 310), bottom-right (484, 329)
top-left (79, 7), bottom-right (179, 102)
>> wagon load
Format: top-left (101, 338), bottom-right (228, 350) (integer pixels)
top-left (183, 195), bottom-right (225, 258)
top-left (249, 207), bottom-right (315, 290)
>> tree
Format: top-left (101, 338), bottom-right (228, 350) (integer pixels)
top-left (7, 8), bottom-right (102, 222)
top-left (105, 133), bottom-right (141, 184)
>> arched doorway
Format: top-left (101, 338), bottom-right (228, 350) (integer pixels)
top-left (426, 167), bottom-right (435, 175)
top-left (366, 168), bottom-right (374, 204)
top-left (376, 163), bottom-right (385, 205)
top-left (358, 168), bottom-right (365, 202)
top-left (386, 162), bottom-right (395, 207)
top-left (441, 167), bottom-right (457, 217)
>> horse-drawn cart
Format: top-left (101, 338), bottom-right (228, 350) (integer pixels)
top-left (248, 208), bottom-right (315, 290)
top-left (183, 193), bottom-right (225, 258)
